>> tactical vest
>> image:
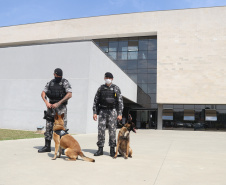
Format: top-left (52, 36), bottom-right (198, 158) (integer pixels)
top-left (99, 84), bottom-right (117, 108)
top-left (46, 79), bottom-right (67, 105)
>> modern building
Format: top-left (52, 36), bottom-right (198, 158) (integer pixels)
top-left (0, 6), bottom-right (225, 133)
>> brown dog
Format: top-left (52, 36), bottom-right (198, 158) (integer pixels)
top-left (113, 122), bottom-right (136, 159)
top-left (52, 113), bottom-right (95, 162)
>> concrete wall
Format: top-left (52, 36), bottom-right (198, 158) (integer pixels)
top-left (0, 6), bottom-right (225, 104)
top-left (0, 41), bottom-right (137, 133)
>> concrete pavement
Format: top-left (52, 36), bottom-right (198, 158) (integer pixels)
top-left (1, 129), bottom-right (226, 185)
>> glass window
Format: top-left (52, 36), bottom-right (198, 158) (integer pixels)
top-left (117, 52), bottom-right (127, 60)
top-left (99, 42), bottom-right (108, 53)
top-left (117, 60), bottom-right (127, 70)
top-left (108, 52), bottom-right (117, 60)
top-left (127, 60), bottom-right (137, 69)
top-left (148, 50), bottom-right (157, 59)
top-left (138, 74), bottom-right (148, 83)
top-left (138, 60), bottom-right (148, 69)
top-left (148, 69), bottom-right (157, 73)
top-left (194, 105), bottom-right (206, 110)
top-left (138, 69), bottom-right (148, 73)
top-left (148, 93), bottom-right (156, 103)
top-left (148, 39), bottom-right (157, 50)
top-left (138, 83), bottom-right (148, 93)
top-left (148, 74), bottom-right (156, 83)
top-left (128, 40), bottom-right (138, 51)
top-left (216, 105), bottom-right (226, 110)
top-left (118, 41), bottom-right (128, 52)
top-left (148, 84), bottom-right (156, 93)
top-left (139, 40), bottom-right (148, 50)
top-left (128, 74), bottom-right (137, 83)
top-left (128, 51), bottom-right (138, 60)
top-left (184, 105), bottom-right (195, 109)
top-left (109, 42), bottom-right (118, 52)
top-left (147, 60), bottom-right (157, 68)
top-left (127, 69), bottom-right (137, 74)
top-left (138, 51), bottom-right (148, 59)
top-left (162, 109), bottom-right (173, 120)
top-left (174, 104), bottom-right (184, 109)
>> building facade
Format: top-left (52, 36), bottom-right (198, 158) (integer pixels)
top-left (0, 6), bottom-right (225, 132)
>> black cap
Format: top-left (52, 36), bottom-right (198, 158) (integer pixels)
top-left (54, 68), bottom-right (63, 76)
top-left (105, 72), bottom-right (113, 78)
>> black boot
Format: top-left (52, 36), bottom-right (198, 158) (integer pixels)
top-left (38, 139), bottom-right (51, 153)
top-left (110, 147), bottom-right (115, 157)
top-left (94, 147), bottom-right (103, 156)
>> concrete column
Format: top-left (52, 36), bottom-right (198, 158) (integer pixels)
top-left (157, 104), bottom-right (163, 130)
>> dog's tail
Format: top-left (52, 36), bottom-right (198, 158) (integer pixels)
top-left (79, 152), bottom-right (95, 162)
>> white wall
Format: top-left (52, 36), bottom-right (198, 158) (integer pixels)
top-left (0, 41), bottom-right (137, 133)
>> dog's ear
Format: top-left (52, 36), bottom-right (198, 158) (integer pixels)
top-left (54, 112), bottom-right (58, 120)
top-left (61, 113), bottom-right (64, 119)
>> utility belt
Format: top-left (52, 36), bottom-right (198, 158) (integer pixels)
top-left (99, 105), bottom-right (116, 110)
top-left (50, 100), bottom-right (67, 105)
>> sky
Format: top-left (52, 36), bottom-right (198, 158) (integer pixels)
top-left (0, 0), bottom-right (225, 27)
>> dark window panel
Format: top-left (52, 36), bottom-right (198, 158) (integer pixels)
top-left (127, 69), bottom-right (137, 74)
top-left (139, 40), bottom-right (149, 50)
top-left (138, 60), bottom-right (148, 69)
top-left (148, 50), bottom-right (157, 59)
top-left (128, 74), bottom-right (137, 83)
top-left (184, 105), bottom-right (195, 109)
top-left (99, 42), bottom-right (109, 53)
top-left (148, 60), bottom-right (157, 68)
top-left (148, 93), bottom-right (157, 103)
top-left (151, 103), bottom-right (158, 108)
top-left (117, 60), bottom-right (127, 70)
top-left (93, 39), bottom-right (100, 42)
top-left (117, 52), bottom-right (128, 60)
top-left (138, 83), bottom-right (148, 93)
top-left (128, 51), bottom-right (138, 60)
top-left (148, 69), bottom-right (157, 73)
top-left (108, 52), bottom-right (117, 60)
top-left (100, 39), bottom-right (109, 42)
top-left (128, 40), bottom-right (138, 51)
top-left (118, 41), bottom-right (128, 52)
top-left (138, 74), bottom-right (148, 83)
top-left (216, 105), bottom-right (226, 109)
top-left (95, 41), bottom-right (100, 46)
top-left (118, 37), bottom-right (129, 41)
top-left (148, 84), bottom-right (156, 93)
top-left (148, 39), bottom-right (157, 50)
top-left (148, 36), bottom-right (157, 39)
top-left (148, 74), bottom-right (157, 83)
top-left (138, 50), bottom-right (148, 59)
top-left (138, 69), bottom-right (148, 73)
top-left (127, 60), bottom-right (137, 69)
top-left (129, 37), bottom-right (138, 41)
top-left (109, 38), bottom-right (118, 41)
top-left (109, 42), bottom-right (118, 52)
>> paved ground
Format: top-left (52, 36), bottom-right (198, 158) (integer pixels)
top-left (1, 129), bottom-right (226, 185)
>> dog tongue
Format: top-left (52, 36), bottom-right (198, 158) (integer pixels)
top-left (133, 128), bottom-right (136, 133)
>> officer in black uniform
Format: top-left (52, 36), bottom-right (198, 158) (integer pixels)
top-left (38, 68), bottom-right (72, 153)
top-left (93, 72), bottom-right (123, 157)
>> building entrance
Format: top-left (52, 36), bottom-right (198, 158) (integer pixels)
top-left (129, 109), bottom-right (157, 129)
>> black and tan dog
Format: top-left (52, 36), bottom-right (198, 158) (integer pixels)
top-left (52, 113), bottom-right (95, 162)
top-left (113, 121), bottom-right (136, 159)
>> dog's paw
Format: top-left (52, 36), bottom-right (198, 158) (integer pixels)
top-left (52, 157), bottom-right (56, 160)
top-left (124, 156), bottom-right (128, 159)
top-left (113, 156), bottom-right (117, 159)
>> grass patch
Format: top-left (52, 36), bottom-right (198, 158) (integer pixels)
top-left (0, 129), bottom-right (44, 141)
